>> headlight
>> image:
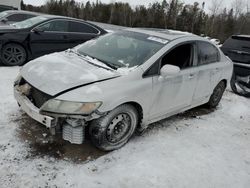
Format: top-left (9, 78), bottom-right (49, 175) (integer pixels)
top-left (41, 99), bottom-right (102, 115)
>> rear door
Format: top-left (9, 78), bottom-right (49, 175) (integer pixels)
top-left (67, 20), bottom-right (100, 47)
top-left (192, 41), bottom-right (222, 104)
top-left (29, 19), bottom-right (70, 58)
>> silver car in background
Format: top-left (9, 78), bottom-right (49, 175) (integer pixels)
top-left (14, 28), bottom-right (233, 151)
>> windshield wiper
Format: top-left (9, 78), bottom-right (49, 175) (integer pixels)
top-left (68, 49), bottom-right (116, 70)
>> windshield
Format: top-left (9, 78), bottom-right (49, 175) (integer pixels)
top-left (12, 16), bottom-right (48, 29)
top-left (76, 31), bottom-right (166, 68)
top-left (0, 12), bottom-right (8, 19)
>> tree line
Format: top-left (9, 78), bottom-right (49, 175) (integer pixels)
top-left (21, 0), bottom-right (250, 42)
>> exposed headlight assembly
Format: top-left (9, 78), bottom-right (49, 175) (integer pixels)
top-left (41, 99), bottom-right (102, 115)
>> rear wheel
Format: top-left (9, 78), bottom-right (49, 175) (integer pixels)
top-left (207, 81), bottom-right (226, 108)
top-left (89, 104), bottom-right (138, 151)
top-left (231, 72), bottom-right (250, 98)
top-left (1, 43), bottom-right (27, 66)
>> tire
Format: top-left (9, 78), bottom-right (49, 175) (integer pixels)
top-left (1, 43), bottom-right (27, 66)
top-left (230, 72), bottom-right (250, 98)
top-left (207, 81), bottom-right (226, 108)
top-left (89, 104), bottom-right (138, 151)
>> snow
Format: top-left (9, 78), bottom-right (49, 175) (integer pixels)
top-left (116, 66), bottom-right (138, 75)
top-left (1, 66), bottom-right (250, 188)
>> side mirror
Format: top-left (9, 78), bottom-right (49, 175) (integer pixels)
top-left (32, 27), bottom-right (44, 33)
top-left (160, 64), bottom-right (180, 77)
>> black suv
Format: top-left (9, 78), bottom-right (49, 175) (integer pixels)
top-left (221, 35), bottom-right (250, 97)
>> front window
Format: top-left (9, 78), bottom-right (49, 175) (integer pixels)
top-left (37, 20), bottom-right (69, 32)
top-left (76, 31), bottom-right (165, 68)
top-left (12, 16), bottom-right (48, 29)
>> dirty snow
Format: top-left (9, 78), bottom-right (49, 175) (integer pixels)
top-left (0, 66), bottom-right (250, 188)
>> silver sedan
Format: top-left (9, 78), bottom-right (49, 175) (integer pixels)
top-left (14, 28), bottom-right (233, 151)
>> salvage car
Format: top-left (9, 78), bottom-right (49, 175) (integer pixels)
top-left (221, 35), bottom-right (250, 97)
top-left (0, 10), bottom-right (40, 25)
top-left (0, 15), bottom-right (107, 66)
top-left (14, 28), bottom-right (233, 151)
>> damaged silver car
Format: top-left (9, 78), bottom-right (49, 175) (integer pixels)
top-left (14, 28), bottom-right (233, 151)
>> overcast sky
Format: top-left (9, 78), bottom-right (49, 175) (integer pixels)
top-left (23, 0), bottom-right (236, 12)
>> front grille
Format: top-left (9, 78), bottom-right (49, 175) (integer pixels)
top-left (18, 78), bottom-right (52, 108)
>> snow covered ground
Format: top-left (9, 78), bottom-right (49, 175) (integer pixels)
top-left (0, 66), bottom-right (250, 188)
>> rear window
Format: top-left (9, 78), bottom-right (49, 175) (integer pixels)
top-left (223, 36), bottom-right (250, 52)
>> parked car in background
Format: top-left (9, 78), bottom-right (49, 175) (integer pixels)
top-left (0, 10), bottom-right (41, 25)
top-left (1, 0), bottom-right (21, 10)
top-left (0, 5), bottom-right (17, 12)
top-left (0, 15), bottom-right (107, 66)
top-left (14, 29), bottom-right (233, 151)
top-left (221, 35), bottom-right (250, 97)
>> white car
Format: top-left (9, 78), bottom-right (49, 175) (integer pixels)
top-left (14, 28), bottom-right (233, 151)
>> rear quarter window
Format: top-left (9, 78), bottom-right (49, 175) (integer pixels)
top-left (7, 14), bottom-right (27, 22)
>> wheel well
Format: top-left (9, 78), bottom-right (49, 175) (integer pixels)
top-left (125, 102), bottom-right (143, 128)
top-left (2, 42), bottom-right (28, 59)
top-left (221, 79), bottom-right (227, 88)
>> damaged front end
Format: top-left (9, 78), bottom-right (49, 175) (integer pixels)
top-left (14, 76), bottom-right (105, 144)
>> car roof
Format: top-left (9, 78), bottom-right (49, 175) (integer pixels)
top-left (41, 14), bottom-right (86, 21)
top-left (35, 14), bottom-right (106, 33)
top-left (125, 28), bottom-right (196, 41)
top-left (2, 10), bottom-right (41, 15)
top-left (232, 35), bottom-right (250, 38)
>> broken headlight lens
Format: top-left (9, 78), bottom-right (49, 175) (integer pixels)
top-left (41, 99), bottom-right (102, 115)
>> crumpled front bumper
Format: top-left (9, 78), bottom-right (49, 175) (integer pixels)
top-left (14, 86), bottom-right (54, 128)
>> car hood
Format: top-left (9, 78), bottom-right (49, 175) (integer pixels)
top-left (21, 52), bottom-right (120, 96)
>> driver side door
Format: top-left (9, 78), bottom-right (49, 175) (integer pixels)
top-left (29, 19), bottom-right (71, 58)
top-left (148, 42), bottom-right (199, 121)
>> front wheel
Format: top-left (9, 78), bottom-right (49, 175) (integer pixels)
top-left (89, 104), bottom-right (138, 151)
top-left (1, 43), bottom-right (27, 66)
top-left (207, 81), bottom-right (226, 108)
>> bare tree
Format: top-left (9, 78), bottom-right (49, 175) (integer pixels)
top-left (208, 0), bottom-right (224, 36)
top-left (209, 0), bottom-right (224, 15)
top-left (231, 0), bottom-right (246, 18)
